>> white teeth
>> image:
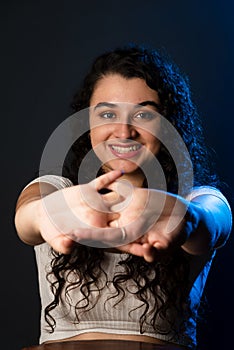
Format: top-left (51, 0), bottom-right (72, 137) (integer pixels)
top-left (111, 145), bottom-right (141, 154)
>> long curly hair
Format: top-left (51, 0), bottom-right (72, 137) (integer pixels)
top-left (44, 44), bottom-right (219, 341)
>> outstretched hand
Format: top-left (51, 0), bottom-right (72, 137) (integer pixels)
top-left (37, 170), bottom-right (124, 254)
top-left (38, 172), bottom-right (203, 261)
top-left (74, 180), bottom-right (196, 262)
top-left (108, 181), bottom-right (190, 261)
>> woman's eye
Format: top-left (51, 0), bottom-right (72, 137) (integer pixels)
top-left (100, 112), bottom-right (116, 119)
top-left (134, 112), bottom-right (155, 121)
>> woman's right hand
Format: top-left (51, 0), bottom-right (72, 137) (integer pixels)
top-left (15, 170), bottom-right (123, 254)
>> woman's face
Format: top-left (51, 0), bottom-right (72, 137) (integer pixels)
top-left (89, 74), bottom-right (161, 176)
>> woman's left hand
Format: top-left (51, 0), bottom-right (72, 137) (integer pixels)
top-left (72, 180), bottom-right (231, 262)
top-left (107, 182), bottom-right (232, 261)
top-left (106, 182), bottom-right (192, 261)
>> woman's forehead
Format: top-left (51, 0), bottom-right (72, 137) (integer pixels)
top-left (90, 74), bottom-right (160, 106)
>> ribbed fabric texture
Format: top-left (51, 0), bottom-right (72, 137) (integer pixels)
top-left (27, 175), bottom-right (229, 348)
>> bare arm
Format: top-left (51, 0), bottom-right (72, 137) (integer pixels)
top-left (15, 182), bottom-right (59, 246)
top-left (181, 192), bottom-right (232, 255)
top-left (88, 184), bottom-right (233, 261)
top-left (14, 170), bottom-right (123, 254)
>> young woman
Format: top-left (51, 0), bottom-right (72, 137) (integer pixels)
top-left (15, 45), bottom-right (232, 349)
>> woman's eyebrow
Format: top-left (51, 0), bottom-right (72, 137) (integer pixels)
top-left (138, 100), bottom-right (161, 109)
top-left (93, 100), bottom-right (160, 110)
top-left (94, 102), bottom-right (118, 110)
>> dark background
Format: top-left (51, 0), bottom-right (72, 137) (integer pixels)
top-left (1, 1), bottom-right (233, 349)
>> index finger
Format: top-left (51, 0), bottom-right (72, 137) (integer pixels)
top-left (69, 226), bottom-right (127, 248)
top-left (91, 170), bottom-right (123, 191)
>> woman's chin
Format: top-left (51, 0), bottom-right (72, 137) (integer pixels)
top-left (102, 160), bottom-right (144, 177)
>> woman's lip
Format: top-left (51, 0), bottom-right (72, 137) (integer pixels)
top-left (108, 143), bottom-right (143, 159)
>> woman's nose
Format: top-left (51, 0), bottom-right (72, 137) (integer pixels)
top-left (113, 122), bottom-right (137, 139)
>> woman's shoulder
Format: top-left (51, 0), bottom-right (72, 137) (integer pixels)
top-left (186, 185), bottom-right (231, 209)
top-left (23, 174), bottom-right (74, 190)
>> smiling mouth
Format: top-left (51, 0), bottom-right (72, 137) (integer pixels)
top-left (109, 143), bottom-right (142, 158)
top-left (110, 144), bottom-right (141, 153)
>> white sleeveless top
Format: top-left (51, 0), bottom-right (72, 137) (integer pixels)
top-left (27, 175), bottom-right (231, 348)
